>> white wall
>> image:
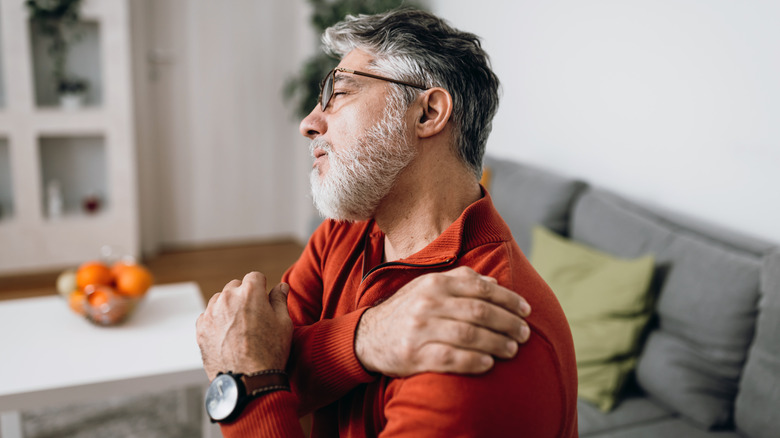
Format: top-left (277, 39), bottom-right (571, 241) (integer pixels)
top-left (132, 0), bottom-right (315, 254)
top-left (431, 0), bottom-right (780, 245)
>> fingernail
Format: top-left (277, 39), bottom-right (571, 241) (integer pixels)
top-left (280, 283), bottom-right (290, 294)
top-left (481, 355), bottom-right (494, 368)
top-left (520, 300), bottom-right (531, 316)
top-left (520, 324), bottom-right (530, 342)
top-left (507, 341), bottom-right (518, 356)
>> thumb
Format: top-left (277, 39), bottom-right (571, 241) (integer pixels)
top-left (268, 282), bottom-right (290, 318)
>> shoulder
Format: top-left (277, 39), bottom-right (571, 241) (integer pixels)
top-left (305, 219), bottom-right (374, 261)
top-left (431, 239), bottom-right (578, 436)
top-left (382, 331), bottom-right (577, 437)
top-left (286, 219), bottom-right (372, 285)
top-left (460, 238), bottom-right (571, 340)
top-left (458, 237), bottom-right (546, 301)
top-left (286, 219), bottom-right (374, 296)
top-left (309, 219), bottom-right (367, 246)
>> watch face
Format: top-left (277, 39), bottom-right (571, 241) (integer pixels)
top-left (206, 374), bottom-right (239, 421)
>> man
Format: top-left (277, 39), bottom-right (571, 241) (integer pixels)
top-left (197, 8), bottom-right (578, 437)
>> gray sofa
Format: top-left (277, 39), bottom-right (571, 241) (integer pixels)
top-left (484, 155), bottom-right (779, 438)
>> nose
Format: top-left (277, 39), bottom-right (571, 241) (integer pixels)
top-left (299, 105), bottom-right (326, 139)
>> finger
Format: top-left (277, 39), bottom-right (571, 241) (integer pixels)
top-left (446, 275), bottom-right (531, 318)
top-left (434, 319), bottom-right (520, 359)
top-left (441, 297), bottom-right (530, 343)
top-left (446, 270), bottom-right (532, 317)
top-left (441, 266), bottom-right (479, 278)
top-left (418, 343), bottom-right (495, 375)
top-left (223, 279), bottom-right (241, 292)
top-left (195, 312), bottom-right (205, 332)
top-left (242, 271), bottom-right (268, 293)
top-left (206, 291), bottom-right (221, 308)
top-left (238, 272), bottom-right (269, 307)
top-left (479, 275), bottom-right (498, 284)
top-left (268, 283), bottom-right (291, 319)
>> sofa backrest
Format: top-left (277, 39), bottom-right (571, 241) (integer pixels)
top-left (483, 156), bottom-right (586, 255)
top-left (568, 188), bottom-right (774, 429)
top-left (735, 250), bottom-right (780, 438)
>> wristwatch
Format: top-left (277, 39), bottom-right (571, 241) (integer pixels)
top-left (205, 369), bottom-right (290, 423)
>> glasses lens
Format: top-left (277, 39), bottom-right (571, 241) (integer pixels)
top-left (321, 71), bottom-right (334, 110)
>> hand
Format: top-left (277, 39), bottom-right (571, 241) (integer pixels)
top-left (355, 266), bottom-right (531, 377)
top-left (196, 272), bottom-right (293, 381)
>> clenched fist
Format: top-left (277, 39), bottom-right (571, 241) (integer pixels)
top-left (196, 272), bottom-right (293, 381)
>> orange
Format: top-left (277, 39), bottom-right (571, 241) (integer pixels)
top-left (76, 261), bottom-right (113, 290)
top-left (87, 288), bottom-right (111, 308)
top-left (110, 259), bottom-right (134, 279)
top-left (115, 264), bottom-right (153, 297)
top-left (68, 290), bottom-right (87, 315)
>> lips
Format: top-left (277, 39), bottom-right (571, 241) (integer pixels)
top-left (312, 146), bottom-right (329, 171)
top-left (309, 140), bottom-right (331, 172)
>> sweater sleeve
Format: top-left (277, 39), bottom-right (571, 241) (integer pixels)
top-left (219, 391), bottom-right (305, 438)
top-left (374, 243), bottom-right (577, 437)
top-left (288, 308), bottom-right (375, 413)
top-left (282, 221), bottom-right (375, 414)
top-left (379, 329), bottom-right (577, 437)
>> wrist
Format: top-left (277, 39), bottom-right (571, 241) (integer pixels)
top-left (205, 369), bottom-right (291, 423)
top-left (355, 307), bottom-right (380, 373)
top-left (242, 369), bottom-right (290, 397)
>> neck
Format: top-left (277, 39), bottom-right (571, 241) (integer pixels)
top-left (374, 153), bottom-right (481, 262)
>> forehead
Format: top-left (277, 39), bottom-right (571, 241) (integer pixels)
top-left (337, 49), bottom-right (375, 71)
top-left (332, 49), bottom-right (377, 88)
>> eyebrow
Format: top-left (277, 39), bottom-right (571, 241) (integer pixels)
top-left (333, 74), bottom-right (363, 88)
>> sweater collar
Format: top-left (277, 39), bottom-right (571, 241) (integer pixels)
top-left (368, 186), bottom-right (511, 265)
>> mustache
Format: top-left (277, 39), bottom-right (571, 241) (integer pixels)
top-left (309, 138), bottom-right (333, 158)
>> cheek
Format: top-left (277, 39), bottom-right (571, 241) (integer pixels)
top-left (328, 114), bottom-right (361, 151)
top-left (326, 96), bottom-right (384, 152)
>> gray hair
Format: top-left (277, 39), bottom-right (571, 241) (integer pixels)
top-left (322, 8), bottom-right (501, 178)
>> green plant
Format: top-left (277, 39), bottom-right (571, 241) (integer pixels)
top-left (58, 75), bottom-right (88, 94)
top-left (26, 0), bottom-right (87, 95)
top-left (284, 0), bottom-right (424, 119)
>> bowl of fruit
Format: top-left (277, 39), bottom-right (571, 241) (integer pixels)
top-left (56, 258), bottom-right (154, 326)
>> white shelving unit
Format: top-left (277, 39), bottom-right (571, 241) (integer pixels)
top-left (0, 0), bottom-right (138, 274)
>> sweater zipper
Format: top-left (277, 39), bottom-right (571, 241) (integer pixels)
top-left (361, 257), bottom-right (456, 283)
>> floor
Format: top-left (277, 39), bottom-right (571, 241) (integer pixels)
top-left (0, 239), bottom-right (305, 303)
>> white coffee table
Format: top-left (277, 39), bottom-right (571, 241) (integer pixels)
top-left (0, 282), bottom-right (220, 438)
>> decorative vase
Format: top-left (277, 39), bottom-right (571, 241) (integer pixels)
top-left (60, 93), bottom-right (86, 110)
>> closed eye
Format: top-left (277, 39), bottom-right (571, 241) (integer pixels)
top-left (329, 91), bottom-right (348, 104)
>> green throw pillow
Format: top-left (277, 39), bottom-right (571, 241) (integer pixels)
top-left (530, 226), bottom-right (655, 411)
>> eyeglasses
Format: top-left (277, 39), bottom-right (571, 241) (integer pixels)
top-left (318, 67), bottom-right (427, 111)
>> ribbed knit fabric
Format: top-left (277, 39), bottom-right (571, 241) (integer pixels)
top-left (220, 391), bottom-right (303, 438)
top-left (292, 307), bottom-right (375, 413)
top-left (227, 189), bottom-right (579, 437)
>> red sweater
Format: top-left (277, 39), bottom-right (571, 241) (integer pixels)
top-left (222, 191), bottom-right (578, 437)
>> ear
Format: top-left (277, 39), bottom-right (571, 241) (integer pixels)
top-left (415, 87), bottom-right (453, 139)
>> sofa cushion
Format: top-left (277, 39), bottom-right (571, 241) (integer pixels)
top-left (584, 417), bottom-right (745, 438)
top-left (482, 155), bottom-right (586, 255)
top-left (570, 188), bottom-right (763, 429)
top-left (735, 251), bottom-right (780, 438)
top-left (530, 226), bottom-right (655, 411)
top-left (578, 396), bottom-right (674, 437)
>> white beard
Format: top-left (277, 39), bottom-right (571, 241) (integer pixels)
top-left (309, 106), bottom-right (415, 222)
